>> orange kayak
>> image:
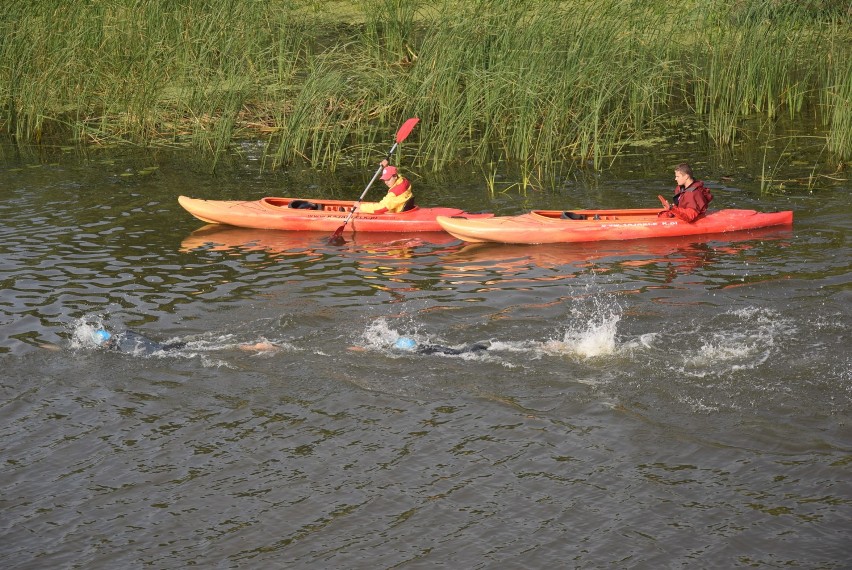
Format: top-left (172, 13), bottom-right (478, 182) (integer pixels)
top-left (436, 208), bottom-right (794, 244)
top-left (178, 196), bottom-right (492, 233)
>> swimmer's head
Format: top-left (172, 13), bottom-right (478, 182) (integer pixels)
top-left (94, 329), bottom-right (112, 345)
top-left (394, 336), bottom-right (417, 351)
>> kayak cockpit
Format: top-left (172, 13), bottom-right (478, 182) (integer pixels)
top-left (530, 209), bottom-right (662, 222)
top-left (260, 197), bottom-right (421, 215)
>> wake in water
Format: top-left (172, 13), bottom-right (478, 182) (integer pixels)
top-left (65, 316), bottom-right (298, 366)
top-left (611, 305), bottom-right (802, 415)
top-left (357, 293), bottom-right (625, 362)
top-left (355, 298), bottom-right (794, 383)
top-left (356, 318), bottom-right (491, 360)
top-left (635, 306), bottom-right (797, 377)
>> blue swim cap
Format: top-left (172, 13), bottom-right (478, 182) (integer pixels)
top-left (394, 336), bottom-right (417, 351)
top-left (94, 329), bottom-right (112, 344)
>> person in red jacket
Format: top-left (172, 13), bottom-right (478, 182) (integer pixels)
top-left (359, 160), bottom-right (415, 214)
top-left (658, 163), bottom-right (713, 222)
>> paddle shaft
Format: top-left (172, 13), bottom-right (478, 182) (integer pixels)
top-left (338, 141), bottom-right (400, 228)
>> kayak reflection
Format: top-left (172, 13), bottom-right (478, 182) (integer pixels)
top-left (180, 224), bottom-right (459, 256)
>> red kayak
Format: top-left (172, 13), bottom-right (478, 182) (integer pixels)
top-left (178, 196), bottom-right (492, 233)
top-left (436, 208), bottom-right (793, 244)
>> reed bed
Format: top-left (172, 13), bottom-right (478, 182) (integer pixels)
top-left (1, 0), bottom-right (848, 176)
top-left (822, 41), bottom-right (852, 160)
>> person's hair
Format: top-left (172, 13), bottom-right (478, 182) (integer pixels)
top-left (675, 163), bottom-right (694, 179)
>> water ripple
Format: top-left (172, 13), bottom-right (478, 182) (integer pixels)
top-left (0, 153), bottom-right (849, 568)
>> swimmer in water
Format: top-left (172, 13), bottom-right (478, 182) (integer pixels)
top-left (93, 329), bottom-right (186, 355)
top-left (392, 336), bottom-right (490, 356)
top-left (92, 329), bottom-right (280, 355)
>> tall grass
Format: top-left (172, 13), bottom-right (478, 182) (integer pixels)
top-left (0, 0), bottom-right (311, 168)
top-left (822, 29), bottom-right (852, 161)
top-left (686, 1), bottom-right (829, 146)
top-left (0, 0), bottom-right (848, 177)
top-left (390, 0), bottom-right (675, 173)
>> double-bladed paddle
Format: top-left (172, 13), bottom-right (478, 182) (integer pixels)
top-left (328, 117), bottom-right (420, 245)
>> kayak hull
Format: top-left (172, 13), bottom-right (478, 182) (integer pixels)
top-left (436, 208), bottom-right (794, 244)
top-left (178, 196), bottom-right (492, 233)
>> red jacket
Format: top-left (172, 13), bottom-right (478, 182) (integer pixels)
top-left (668, 180), bottom-right (713, 222)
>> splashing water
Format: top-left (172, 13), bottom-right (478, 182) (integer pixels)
top-left (539, 294), bottom-right (623, 359)
top-left (68, 317), bottom-right (110, 349)
top-left (358, 318), bottom-right (493, 359)
top-left (67, 317), bottom-right (294, 365)
top-left (360, 318), bottom-right (411, 351)
top-left (360, 294), bottom-right (625, 360)
top-left (538, 313), bottom-right (621, 359)
top-left (563, 313), bottom-right (621, 358)
top-left (691, 307), bottom-right (794, 372)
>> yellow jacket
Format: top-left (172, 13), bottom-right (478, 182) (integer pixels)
top-left (359, 178), bottom-right (413, 214)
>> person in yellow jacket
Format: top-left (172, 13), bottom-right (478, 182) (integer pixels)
top-left (359, 160), bottom-right (414, 214)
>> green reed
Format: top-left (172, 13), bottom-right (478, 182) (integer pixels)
top-left (0, 0), bottom-right (848, 179)
top-left (687, 2), bottom-right (828, 146)
top-left (390, 0), bottom-right (678, 173)
top-left (821, 32), bottom-right (852, 161)
top-left (0, 0), bottom-right (311, 166)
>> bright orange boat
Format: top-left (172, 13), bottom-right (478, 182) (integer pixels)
top-left (178, 196), bottom-right (493, 233)
top-left (436, 208), bottom-right (793, 244)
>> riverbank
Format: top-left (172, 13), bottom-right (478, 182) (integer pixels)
top-left (1, 0), bottom-right (849, 175)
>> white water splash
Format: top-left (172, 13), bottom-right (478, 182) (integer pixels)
top-left (68, 317), bottom-right (293, 364)
top-left (691, 307), bottom-right (793, 371)
top-left (562, 312), bottom-right (621, 358)
top-left (360, 318), bottom-right (412, 350)
top-left (68, 316), bottom-right (109, 349)
top-left (538, 295), bottom-right (624, 359)
top-left (360, 296), bottom-right (625, 361)
top-left (358, 318), bottom-right (492, 360)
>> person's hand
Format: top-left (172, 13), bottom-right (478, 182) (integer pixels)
top-left (380, 159), bottom-right (389, 168)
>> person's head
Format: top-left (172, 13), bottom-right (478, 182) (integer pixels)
top-left (93, 329), bottom-right (112, 345)
top-left (394, 336), bottom-right (417, 351)
top-left (674, 162), bottom-right (694, 186)
top-left (380, 165), bottom-right (398, 186)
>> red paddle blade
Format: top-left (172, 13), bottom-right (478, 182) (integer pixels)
top-left (328, 225), bottom-right (346, 245)
top-left (395, 117), bottom-right (420, 143)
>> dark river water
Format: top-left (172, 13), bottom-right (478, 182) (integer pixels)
top-left (1, 143), bottom-right (850, 568)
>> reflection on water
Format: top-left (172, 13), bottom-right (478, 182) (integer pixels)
top-left (444, 226), bottom-right (795, 277)
top-left (178, 219), bottom-right (796, 281)
top-left (180, 224), bottom-right (460, 254)
top-left (0, 150), bottom-right (849, 568)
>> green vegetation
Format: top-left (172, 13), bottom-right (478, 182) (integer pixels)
top-left (1, 0), bottom-right (849, 174)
